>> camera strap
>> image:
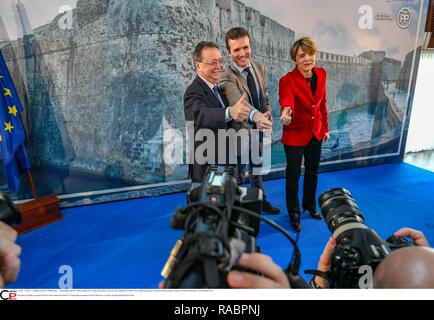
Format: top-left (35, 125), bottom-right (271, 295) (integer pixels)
top-left (168, 233), bottom-right (227, 288)
top-left (304, 269), bottom-right (330, 281)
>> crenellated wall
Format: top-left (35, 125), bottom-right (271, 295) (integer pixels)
top-left (317, 50), bottom-right (401, 113)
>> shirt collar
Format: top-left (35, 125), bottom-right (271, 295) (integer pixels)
top-left (198, 75), bottom-right (218, 91)
top-left (233, 62), bottom-right (252, 74)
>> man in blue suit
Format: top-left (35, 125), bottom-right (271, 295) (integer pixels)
top-left (184, 41), bottom-right (255, 182)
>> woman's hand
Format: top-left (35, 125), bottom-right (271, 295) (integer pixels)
top-left (280, 107), bottom-right (292, 126)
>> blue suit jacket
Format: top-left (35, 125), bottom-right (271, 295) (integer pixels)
top-left (184, 76), bottom-right (232, 182)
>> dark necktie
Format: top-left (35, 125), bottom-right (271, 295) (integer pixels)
top-left (213, 85), bottom-right (225, 108)
top-left (244, 67), bottom-right (260, 110)
top-left (212, 85), bottom-right (220, 98)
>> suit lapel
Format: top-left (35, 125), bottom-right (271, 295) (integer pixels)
top-left (217, 86), bottom-right (229, 107)
top-left (229, 64), bottom-right (253, 103)
top-left (312, 67), bottom-right (323, 102)
top-left (251, 62), bottom-right (265, 110)
top-left (251, 62), bottom-right (265, 97)
top-left (195, 76), bottom-right (223, 108)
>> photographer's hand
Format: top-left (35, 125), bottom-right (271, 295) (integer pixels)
top-left (0, 221), bottom-right (21, 288)
top-left (314, 237), bottom-right (336, 289)
top-left (394, 228), bottom-right (430, 247)
top-left (227, 253), bottom-right (290, 288)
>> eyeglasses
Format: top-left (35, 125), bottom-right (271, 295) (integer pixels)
top-left (198, 59), bottom-right (225, 67)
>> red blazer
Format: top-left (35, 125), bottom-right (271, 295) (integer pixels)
top-left (279, 66), bottom-right (329, 146)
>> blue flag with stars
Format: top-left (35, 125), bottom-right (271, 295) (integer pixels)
top-left (0, 50), bottom-right (31, 192)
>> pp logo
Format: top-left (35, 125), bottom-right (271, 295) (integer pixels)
top-left (396, 7), bottom-right (412, 29)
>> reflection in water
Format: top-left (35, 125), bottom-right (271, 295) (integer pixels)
top-left (271, 102), bottom-right (402, 166)
top-left (0, 166), bottom-right (135, 200)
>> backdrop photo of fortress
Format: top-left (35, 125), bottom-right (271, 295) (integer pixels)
top-left (0, 0), bottom-right (429, 205)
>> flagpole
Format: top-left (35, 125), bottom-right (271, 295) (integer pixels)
top-left (1, 48), bottom-right (62, 234)
top-left (26, 170), bottom-right (38, 199)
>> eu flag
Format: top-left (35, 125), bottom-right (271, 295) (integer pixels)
top-left (0, 50), bottom-right (31, 192)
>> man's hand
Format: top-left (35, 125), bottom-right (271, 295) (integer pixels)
top-left (280, 107), bottom-right (292, 126)
top-left (314, 237), bottom-right (336, 288)
top-left (227, 253), bottom-right (290, 288)
top-left (253, 111), bottom-right (273, 131)
top-left (263, 111), bottom-right (272, 121)
top-left (394, 228), bottom-right (430, 247)
top-left (0, 222), bottom-right (21, 288)
top-left (229, 94), bottom-right (250, 122)
top-left (323, 132), bottom-right (331, 142)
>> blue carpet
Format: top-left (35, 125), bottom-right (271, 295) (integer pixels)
top-left (10, 163), bottom-right (434, 288)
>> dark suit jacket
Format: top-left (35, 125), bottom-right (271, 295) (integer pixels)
top-left (184, 76), bottom-right (231, 182)
top-left (279, 66), bottom-right (329, 146)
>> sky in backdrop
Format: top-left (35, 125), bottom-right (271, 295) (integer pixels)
top-left (0, 0), bottom-right (77, 40)
top-left (242, 0), bottom-right (429, 61)
top-left (0, 0), bottom-right (429, 62)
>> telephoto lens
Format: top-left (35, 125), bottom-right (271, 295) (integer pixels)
top-left (0, 193), bottom-right (22, 225)
top-left (318, 188), bottom-right (365, 236)
top-left (317, 187), bottom-right (410, 288)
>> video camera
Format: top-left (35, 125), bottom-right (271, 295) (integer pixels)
top-left (162, 165), bottom-right (263, 288)
top-left (316, 188), bottom-right (411, 288)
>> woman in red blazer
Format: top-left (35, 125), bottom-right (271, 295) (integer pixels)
top-left (279, 37), bottom-right (330, 232)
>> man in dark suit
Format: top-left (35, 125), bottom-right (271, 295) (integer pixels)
top-left (184, 41), bottom-right (251, 182)
top-left (220, 27), bottom-right (280, 214)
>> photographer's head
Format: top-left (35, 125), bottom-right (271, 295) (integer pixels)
top-left (373, 246), bottom-right (434, 288)
top-left (373, 227), bottom-right (433, 288)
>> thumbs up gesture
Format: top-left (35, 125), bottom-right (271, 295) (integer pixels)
top-left (253, 111), bottom-right (273, 132)
top-left (263, 111), bottom-right (271, 120)
top-left (280, 107), bottom-right (292, 126)
top-left (229, 94), bottom-right (250, 122)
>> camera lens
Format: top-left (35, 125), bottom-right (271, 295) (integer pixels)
top-left (0, 193), bottom-right (22, 225)
top-left (318, 188), bottom-right (365, 234)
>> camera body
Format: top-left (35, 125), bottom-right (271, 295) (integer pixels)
top-left (318, 188), bottom-right (410, 288)
top-left (164, 165), bottom-right (263, 288)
